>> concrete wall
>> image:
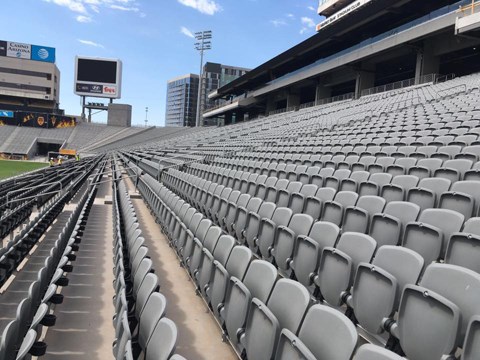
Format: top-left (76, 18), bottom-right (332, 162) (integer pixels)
top-left (108, 104), bottom-right (132, 127)
top-left (0, 57), bottom-right (60, 103)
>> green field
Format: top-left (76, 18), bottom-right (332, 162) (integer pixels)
top-left (0, 160), bottom-right (48, 180)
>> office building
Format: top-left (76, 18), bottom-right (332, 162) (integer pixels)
top-left (165, 74), bottom-right (199, 127)
top-left (0, 40), bottom-right (60, 113)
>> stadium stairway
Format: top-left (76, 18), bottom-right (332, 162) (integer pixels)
top-left (42, 185), bottom-right (116, 359)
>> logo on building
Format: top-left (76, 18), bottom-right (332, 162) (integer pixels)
top-left (37, 48), bottom-right (49, 60)
top-left (7, 42), bottom-right (31, 59)
top-left (103, 86), bottom-right (117, 95)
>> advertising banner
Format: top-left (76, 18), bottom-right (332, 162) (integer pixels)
top-left (17, 112), bottom-right (49, 128)
top-left (0, 112), bottom-right (76, 128)
top-left (7, 41), bottom-right (31, 59)
top-left (31, 45), bottom-right (56, 63)
top-left (316, 0), bottom-right (372, 31)
top-left (103, 85), bottom-right (117, 96)
top-left (75, 83), bottom-right (103, 95)
top-left (0, 110), bottom-right (14, 118)
top-left (48, 115), bottom-right (76, 128)
top-left (0, 40), bottom-right (55, 63)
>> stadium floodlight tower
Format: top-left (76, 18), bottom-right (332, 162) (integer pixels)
top-left (194, 30), bottom-right (212, 127)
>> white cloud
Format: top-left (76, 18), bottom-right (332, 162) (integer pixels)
top-left (78, 39), bottom-right (105, 48)
top-left (180, 26), bottom-right (195, 38)
top-left (301, 17), bottom-right (316, 28)
top-left (177, 0), bottom-right (221, 15)
top-left (76, 14), bottom-right (92, 22)
top-left (110, 4), bottom-right (139, 11)
top-left (286, 13), bottom-right (295, 19)
top-left (43, 0), bottom-right (88, 14)
top-left (308, 6), bottom-right (316, 12)
top-left (270, 19), bottom-right (287, 27)
top-left (42, 0), bottom-right (143, 22)
top-left (300, 16), bottom-right (316, 34)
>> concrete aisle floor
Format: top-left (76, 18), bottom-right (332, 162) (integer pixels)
top-left (43, 181), bottom-right (115, 359)
top-left (124, 177), bottom-right (237, 360)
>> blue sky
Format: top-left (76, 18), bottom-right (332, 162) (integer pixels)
top-left (2, 0), bottom-right (322, 126)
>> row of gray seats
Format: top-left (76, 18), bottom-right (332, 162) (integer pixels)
top-left (166, 167), bottom-right (480, 270)
top-left (216, 144), bottom-right (480, 168)
top-left (186, 162), bottom-right (480, 220)
top-left (136, 169), bottom-right (480, 360)
top-left (0, 179), bottom-right (94, 360)
top-left (112, 162), bottom-right (184, 360)
top-left (210, 155), bottom-right (480, 185)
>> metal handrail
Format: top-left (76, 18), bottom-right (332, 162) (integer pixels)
top-left (6, 181), bottom-right (63, 206)
top-left (458, 0), bottom-right (480, 15)
top-left (3, 190), bottom-right (62, 207)
top-left (435, 83), bottom-right (467, 99)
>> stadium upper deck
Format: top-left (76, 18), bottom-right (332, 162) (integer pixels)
top-left (206, 0), bottom-right (480, 123)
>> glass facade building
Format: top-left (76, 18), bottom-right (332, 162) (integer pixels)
top-left (165, 74), bottom-right (199, 127)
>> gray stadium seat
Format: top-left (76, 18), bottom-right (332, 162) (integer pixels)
top-left (321, 191), bottom-right (358, 226)
top-left (288, 184), bottom-right (318, 214)
top-left (420, 263), bottom-right (480, 348)
top-left (462, 315), bottom-right (480, 360)
top-left (381, 174), bottom-right (419, 203)
top-left (315, 232), bottom-right (376, 306)
top-left (138, 292), bottom-right (167, 351)
top-left (434, 159), bottom-right (473, 183)
top-left (244, 201), bottom-right (276, 252)
top-left (221, 260), bottom-right (278, 348)
top-left (207, 245), bottom-right (252, 318)
top-left (276, 181), bottom-right (303, 207)
top-left (409, 158), bottom-right (443, 179)
top-left (303, 186), bottom-right (336, 221)
top-left (407, 177), bottom-right (451, 211)
top-left (347, 246), bottom-right (424, 335)
top-left (272, 213), bottom-right (314, 277)
top-left (439, 180), bottom-right (480, 219)
top-left (188, 225), bottom-right (221, 276)
top-left (445, 217), bottom-right (480, 273)
top-left (243, 279), bottom-right (310, 360)
top-left (144, 318), bottom-right (177, 360)
top-left (393, 284), bottom-right (460, 360)
top-left (386, 157), bottom-right (417, 177)
top-left (325, 169), bottom-right (352, 190)
top-left (234, 197), bottom-right (262, 242)
top-left (464, 161), bottom-right (480, 181)
top-left (275, 305), bottom-right (357, 360)
top-left (257, 207), bottom-right (293, 260)
top-left (340, 171), bottom-right (370, 192)
top-left (402, 208), bottom-right (464, 264)
top-left (196, 234), bottom-right (235, 297)
top-left (291, 221), bottom-right (340, 291)
top-left (358, 173), bottom-right (392, 197)
top-left (369, 201), bottom-right (420, 247)
top-left (342, 195), bottom-right (386, 233)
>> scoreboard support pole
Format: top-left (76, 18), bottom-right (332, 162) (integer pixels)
top-left (81, 96), bottom-right (86, 122)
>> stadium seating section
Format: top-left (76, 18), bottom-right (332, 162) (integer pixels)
top-left (1, 73), bottom-right (480, 359)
